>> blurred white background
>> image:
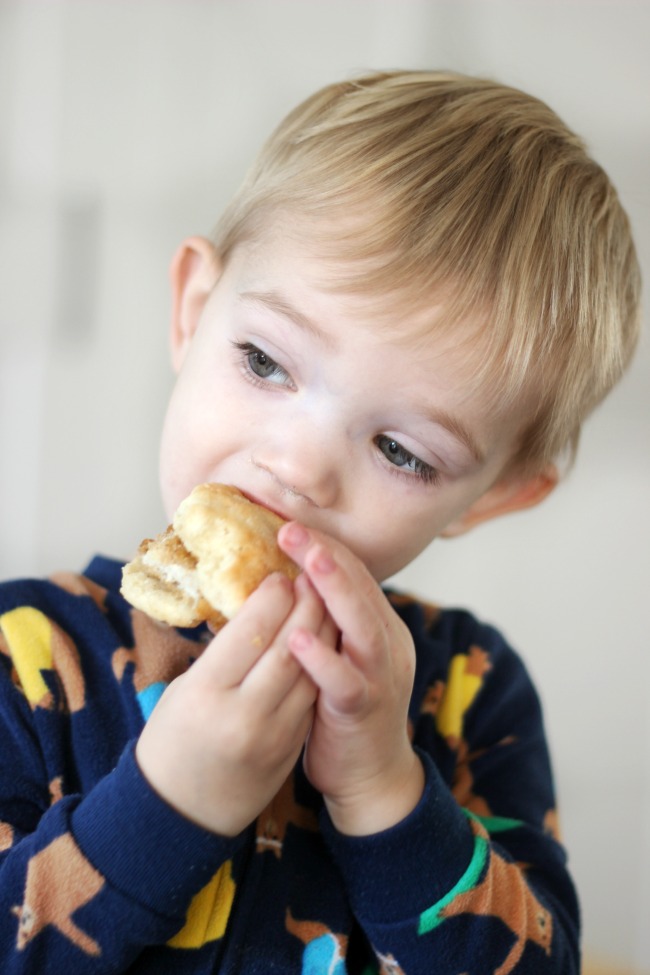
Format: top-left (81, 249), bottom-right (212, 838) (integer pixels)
top-left (0, 2), bottom-right (648, 971)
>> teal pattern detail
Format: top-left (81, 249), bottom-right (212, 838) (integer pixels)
top-left (471, 813), bottom-right (523, 833)
top-left (137, 682), bottom-right (167, 721)
top-left (301, 932), bottom-right (347, 974)
top-left (418, 813), bottom-right (489, 935)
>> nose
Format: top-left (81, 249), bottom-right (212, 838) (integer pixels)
top-left (251, 421), bottom-right (341, 510)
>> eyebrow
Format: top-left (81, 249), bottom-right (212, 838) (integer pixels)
top-left (239, 288), bottom-right (484, 464)
top-left (238, 289), bottom-right (337, 349)
top-left (419, 407), bottom-right (485, 464)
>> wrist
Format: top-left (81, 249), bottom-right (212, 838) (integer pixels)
top-left (324, 751), bottom-right (425, 836)
top-left (319, 751), bottom-right (477, 923)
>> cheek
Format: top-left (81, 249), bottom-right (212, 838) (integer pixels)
top-left (350, 503), bottom-right (444, 582)
top-left (158, 398), bottom-right (192, 518)
top-left (158, 375), bottom-right (219, 511)
top-left (159, 367), bottom-right (260, 518)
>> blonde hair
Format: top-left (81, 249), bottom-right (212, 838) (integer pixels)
top-left (214, 70), bottom-right (641, 474)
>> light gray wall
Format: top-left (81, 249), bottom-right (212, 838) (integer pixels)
top-left (1, 2), bottom-right (648, 969)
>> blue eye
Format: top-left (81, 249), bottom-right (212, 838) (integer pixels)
top-left (234, 342), bottom-right (291, 386)
top-left (375, 435), bottom-right (440, 485)
top-left (248, 348), bottom-right (279, 378)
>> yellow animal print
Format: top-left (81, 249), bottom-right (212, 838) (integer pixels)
top-left (435, 646), bottom-right (492, 748)
top-left (0, 607), bottom-right (86, 712)
top-left (168, 860), bottom-right (236, 949)
top-left (1, 608), bottom-right (53, 707)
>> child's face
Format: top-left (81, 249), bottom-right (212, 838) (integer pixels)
top-left (159, 232), bottom-right (541, 582)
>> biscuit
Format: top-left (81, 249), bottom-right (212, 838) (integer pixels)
top-left (121, 484), bottom-right (299, 628)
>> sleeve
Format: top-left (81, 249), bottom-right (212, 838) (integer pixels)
top-left (320, 611), bottom-right (581, 974)
top-left (0, 606), bottom-right (241, 972)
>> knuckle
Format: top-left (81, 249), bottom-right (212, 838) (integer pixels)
top-left (220, 713), bottom-right (257, 758)
top-left (337, 677), bottom-right (367, 714)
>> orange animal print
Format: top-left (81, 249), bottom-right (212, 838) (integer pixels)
top-left (374, 948), bottom-right (406, 974)
top-left (451, 742), bottom-right (493, 818)
top-left (112, 609), bottom-right (202, 693)
top-left (12, 833), bottom-right (105, 956)
top-left (49, 572), bottom-right (109, 612)
top-left (48, 776), bottom-right (64, 806)
top-left (0, 821), bottom-right (14, 851)
top-left (450, 737), bottom-right (517, 820)
top-left (543, 808), bottom-right (562, 843)
top-left (419, 679), bottom-right (446, 720)
top-left (429, 820), bottom-right (553, 975)
top-left (408, 677), bottom-right (445, 741)
top-left (256, 774), bottom-right (318, 858)
top-left (386, 592), bottom-right (441, 630)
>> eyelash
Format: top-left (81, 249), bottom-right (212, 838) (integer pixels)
top-left (374, 435), bottom-right (441, 486)
top-left (233, 341), bottom-right (292, 387)
top-left (232, 341), bottom-right (440, 487)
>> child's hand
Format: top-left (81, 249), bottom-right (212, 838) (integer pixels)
top-left (278, 523), bottom-right (425, 836)
top-left (136, 571), bottom-right (332, 837)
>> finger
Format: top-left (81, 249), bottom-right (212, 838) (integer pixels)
top-left (197, 572), bottom-right (295, 687)
top-left (242, 573), bottom-right (325, 709)
top-left (301, 550), bottom-right (397, 680)
top-left (316, 607), bottom-right (340, 650)
top-left (243, 644), bottom-right (317, 720)
top-left (289, 570), bottom-right (340, 651)
top-left (288, 628), bottom-right (367, 716)
top-left (279, 523), bottom-right (357, 581)
top-left (281, 526), bottom-right (388, 660)
top-left (274, 667), bottom-right (317, 730)
top-left (274, 572), bottom-right (326, 658)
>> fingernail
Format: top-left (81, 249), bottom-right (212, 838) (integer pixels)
top-left (281, 522), bottom-right (309, 547)
top-left (289, 628), bottom-right (313, 653)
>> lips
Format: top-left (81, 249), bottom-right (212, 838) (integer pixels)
top-left (236, 488), bottom-right (294, 524)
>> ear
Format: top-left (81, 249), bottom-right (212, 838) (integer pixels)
top-left (441, 465), bottom-right (558, 537)
top-left (169, 236), bottom-right (222, 371)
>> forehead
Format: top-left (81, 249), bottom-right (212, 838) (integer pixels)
top-left (234, 223), bottom-right (472, 334)
top-left (231, 226), bottom-right (504, 397)
top-left (226, 232), bottom-right (531, 466)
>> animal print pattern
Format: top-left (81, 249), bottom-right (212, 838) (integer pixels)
top-left (12, 834), bottom-right (105, 956)
top-left (0, 565), bottom-right (576, 971)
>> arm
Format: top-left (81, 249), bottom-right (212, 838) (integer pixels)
top-left (278, 523), bottom-right (580, 974)
top-left (0, 679), bottom-right (238, 971)
top-left (0, 570), bottom-right (329, 971)
top-left (136, 571), bottom-right (325, 837)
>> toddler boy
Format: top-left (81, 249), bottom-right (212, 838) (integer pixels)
top-left (0, 71), bottom-right (640, 973)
